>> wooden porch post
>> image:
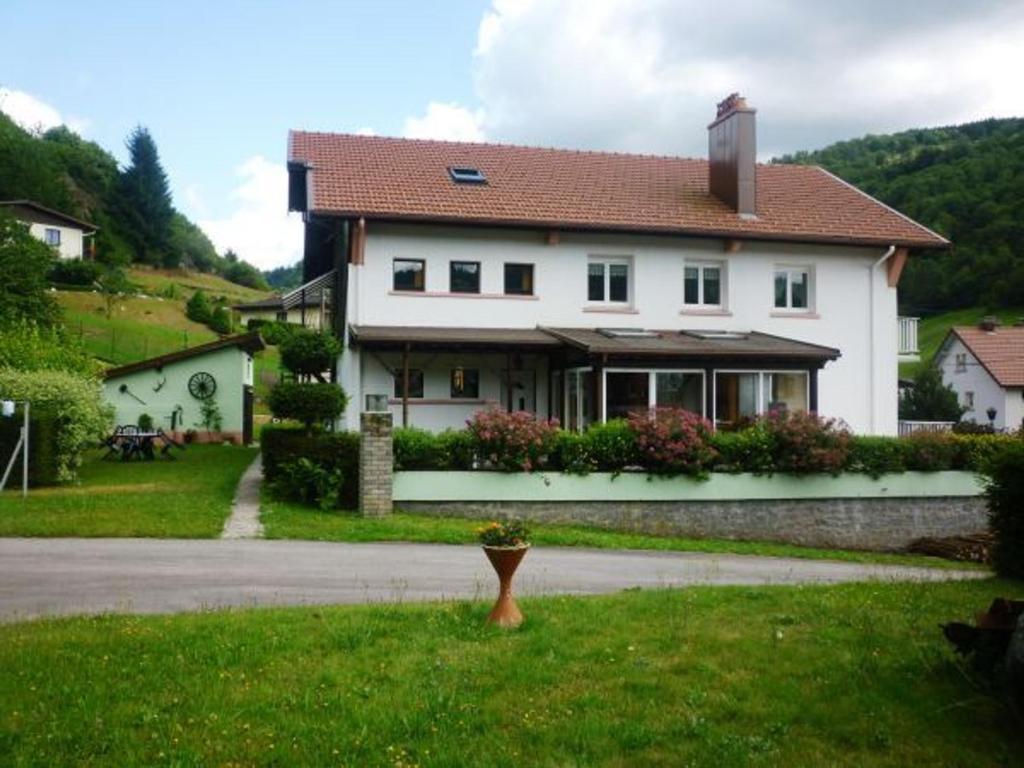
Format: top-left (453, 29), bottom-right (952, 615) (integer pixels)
top-left (809, 366), bottom-right (819, 413)
top-left (402, 343), bottom-right (410, 427)
top-left (506, 352), bottom-right (513, 412)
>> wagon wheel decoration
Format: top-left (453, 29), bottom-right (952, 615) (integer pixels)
top-left (187, 371), bottom-right (217, 400)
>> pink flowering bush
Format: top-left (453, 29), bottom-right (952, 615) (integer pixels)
top-left (466, 409), bottom-right (560, 472)
top-left (627, 407), bottom-right (717, 477)
top-left (760, 410), bottom-right (851, 474)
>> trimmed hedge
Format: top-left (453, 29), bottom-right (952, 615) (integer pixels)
top-left (0, 407), bottom-right (60, 487)
top-left (268, 382), bottom-right (348, 432)
top-left (984, 441), bottom-right (1024, 579)
top-left (261, 425), bottom-right (360, 509)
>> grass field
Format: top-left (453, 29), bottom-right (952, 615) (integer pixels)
top-left (260, 497), bottom-right (979, 570)
top-left (0, 446), bottom-right (257, 538)
top-left (126, 266), bottom-right (271, 305)
top-left (1, 578), bottom-right (1020, 766)
top-left (901, 306), bottom-right (1024, 378)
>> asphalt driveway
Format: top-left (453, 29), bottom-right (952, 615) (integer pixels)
top-left (0, 537), bottom-right (985, 623)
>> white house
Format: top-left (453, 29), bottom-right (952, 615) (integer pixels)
top-left (0, 199), bottom-right (96, 260)
top-left (285, 94), bottom-right (947, 435)
top-left (233, 295), bottom-right (326, 330)
top-left (934, 320), bottom-right (1024, 432)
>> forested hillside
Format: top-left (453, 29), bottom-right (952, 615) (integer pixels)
top-left (263, 261), bottom-right (302, 290)
top-left (776, 118), bottom-right (1024, 313)
top-left (0, 112), bottom-right (267, 289)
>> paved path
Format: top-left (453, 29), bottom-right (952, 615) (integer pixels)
top-left (0, 538), bottom-right (985, 623)
top-left (221, 454), bottom-right (264, 539)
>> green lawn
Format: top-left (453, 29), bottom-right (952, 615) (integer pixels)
top-left (1, 579), bottom-right (1020, 766)
top-left (0, 446), bottom-right (257, 538)
top-left (261, 497), bottom-right (980, 570)
top-left (901, 306), bottom-right (1024, 378)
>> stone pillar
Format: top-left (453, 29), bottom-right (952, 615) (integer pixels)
top-left (359, 411), bottom-right (393, 517)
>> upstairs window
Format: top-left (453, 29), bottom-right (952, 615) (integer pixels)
top-left (684, 262), bottom-right (723, 307)
top-left (44, 228), bottom-right (61, 246)
top-left (394, 369), bottom-right (424, 399)
top-left (955, 353), bottom-right (967, 373)
top-left (504, 263), bottom-right (534, 296)
top-left (449, 167), bottom-right (486, 184)
top-left (450, 261), bottom-right (481, 294)
top-left (588, 257), bottom-right (631, 303)
top-left (450, 367), bottom-right (480, 398)
top-left (393, 259), bottom-right (425, 292)
top-left (773, 267), bottom-right (810, 310)
top-left (964, 391), bottom-right (975, 410)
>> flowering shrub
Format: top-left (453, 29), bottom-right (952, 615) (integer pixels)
top-left (466, 409), bottom-right (559, 472)
top-left (627, 407), bottom-right (717, 477)
top-left (902, 431), bottom-right (958, 471)
top-left (477, 519), bottom-right (530, 547)
top-left (760, 411), bottom-right (851, 474)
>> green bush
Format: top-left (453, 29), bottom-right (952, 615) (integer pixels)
top-left (436, 429), bottom-right (476, 470)
top-left (49, 259), bottom-right (101, 286)
top-left (983, 441), bottom-right (1024, 579)
top-left (0, 369), bottom-right (111, 482)
top-left (760, 411), bottom-right (851, 474)
top-left (585, 419), bottom-right (638, 471)
top-left (847, 436), bottom-right (907, 476)
top-left (254, 321), bottom-right (297, 346)
top-left (902, 431), bottom-right (958, 471)
top-left (185, 290), bottom-right (212, 324)
top-left (272, 458), bottom-right (345, 511)
top-left (710, 425), bottom-right (775, 474)
top-left (268, 382), bottom-right (348, 433)
top-left (208, 305), bottom-right (232, 334)
top-left (393, 427), bottom-right (442, 470)
top-left (137, 413), bottom-right (154, 431)
top-left (279, 330), bottom-right (341, 379)
top-left (952, 433), bottom-right (1019, 472)
top-left (549, 430), bottom-right (595, 474)
top-left (0, 407), bottom-right (61, 486)
top-left (261, 426), bottom-right (359, 508)
top-left (0, 321), bottom-right (99, 377)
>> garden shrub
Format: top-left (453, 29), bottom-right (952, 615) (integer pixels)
top-left (279, 330), bottom-right (342, 380)
top-left (627, 407), bottom-right (716, 477)
top-left (137, 413), bottom-right (154, 431)
top-left (760, 411), bottom-right (851, 474)
top-left (393, 427), bottom-right (443, 470)
top-left (49, 258), bottom-right (101, 287)
top-left (185, 289), bottom-right (212, 324)
top-left (208, 305), bottom-right (233, 334)
top-left (254, 320), bottom-right (297, 346)
top-left (847, 436), bottom-right (906, 476)
top-left (436, 429), bottom-right (476, 470)
top-left (549, 430), bottom-right (595, 474)
top-left (710, 424), bottom-right (774, 473)
top-left (272, 457), bottom-right (345, 511)
top-left (584, 419), bottom-right (638, 471)
top-left (0, 368), bottom-right (111, 482)
top-left (268, 382), bottom-right (348, 434)
top-left (952, 433), bottom-right (1020, 472)
top-left (984, 441), bottom-right (1024, 579)
top-left (0, 321), bottom-right (99, 377)
top-left (902, 431), bottom-right (958, 471)
top-left (466, 409), bottom-right (559, 472)
top-left (0, 407), bottom-right (60, 486)
top-left (261, 426), bottom-right (359, 508)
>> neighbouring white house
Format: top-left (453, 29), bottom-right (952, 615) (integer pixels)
top-left (233, 294), bottom-right (326, 330)
top-left (934, 319), bottom-right (1024, 432)
top-left (0, 199), bottom-right (96, 260)
top-left (285, 94), bottom-right (946, 435)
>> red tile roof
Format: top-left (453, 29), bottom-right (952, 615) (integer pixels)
top-left (950, 326), bottom-right (1024, 387)
top-left (288, 132), bottom-right (948, 249)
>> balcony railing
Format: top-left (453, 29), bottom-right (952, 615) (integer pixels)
top-left (898, 420), bottom-right (955, 437)
top-left (898, 316), bottom-right (919, 358)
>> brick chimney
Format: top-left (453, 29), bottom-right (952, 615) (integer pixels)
top-left (979, 316), bottom-right (1001, 332)
top-left (708, 93), bottom-right (757, 217)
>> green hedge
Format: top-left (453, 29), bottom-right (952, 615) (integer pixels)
top-left (0, 407), bottom-right (60, 487)
top-left (261, 425), bottom-right (360, 508)
top-left (984, 441), bottom-right (1024, 579)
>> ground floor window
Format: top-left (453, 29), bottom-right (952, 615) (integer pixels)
top-left (565, 367), bottom-right (593, 432)
top-left (603, 369), bottom-right (704, 420)
top-left (393, 369), bottom-right (424, 399)
top-left (450, 367), bottom-right (479, 398)
top-left (715, 370), bottom-right (808, 429)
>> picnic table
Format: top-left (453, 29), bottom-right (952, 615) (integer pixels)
top-left (102, 426), bottom-right (185, 462)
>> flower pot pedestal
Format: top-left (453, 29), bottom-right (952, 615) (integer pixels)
top-left (483, 545), bottom-right (529, 628)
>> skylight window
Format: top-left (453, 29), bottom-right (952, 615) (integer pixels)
top-left (449, 167), bottom-right (487, 184)
top-left (599, 328), bottom-right (660, 339)
top-left (686, 330), bottom-right (748, 340)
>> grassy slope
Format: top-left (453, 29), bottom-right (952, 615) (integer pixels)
top-left (0, 446), bottom-right (257, 538)
top-left (1, 579), bottom-right (1020, 766)
top-left (900, 306), bottom-right (1024, 378)
top-left (260, 498), bottom-right (979, 570)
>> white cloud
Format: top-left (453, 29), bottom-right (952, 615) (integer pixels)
top-left (402, 101), bottom-right (486, 142)
top-left (198, 156), bottom-right (302, 271)
top-left (0, 87), bottom-right (89, 135)
top-left (413, 0), bottom-right (1024, 157)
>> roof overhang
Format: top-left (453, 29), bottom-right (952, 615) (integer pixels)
top-left (103, 332), bottom-right (265, 379)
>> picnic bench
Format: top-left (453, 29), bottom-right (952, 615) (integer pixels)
top-left (102, 426), bottom-right (185, 462)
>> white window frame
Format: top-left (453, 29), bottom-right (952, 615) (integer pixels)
top-left (683, 261), bottom-right (726, 309)
top-left (564, 366), bottom-right (594, 432)
top-left (964, 391), bottom-right (975, 411)
top-left (587, 256), bottom-right (633, 306)
top-left (712, 369), bottom-right (810, 427)
top-left (601, 368), bottom-right (706, 422)
top-left (772, 265), bottom-right (814, 312)
top-left (44, 227), bottom-right (61, 246)
top-left (954, 353), bottom-right (967, 373)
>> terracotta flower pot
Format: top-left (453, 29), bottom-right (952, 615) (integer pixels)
top-left (483, 544), bottom-right (529, 628)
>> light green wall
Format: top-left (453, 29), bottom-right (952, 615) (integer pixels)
top-left (102, 347), bottom-right (251, 433)
top-left (394, 471), bottom-right (983, 502)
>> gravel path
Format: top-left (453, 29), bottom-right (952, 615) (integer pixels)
top-left (220, 454), bottom-right (263, 539)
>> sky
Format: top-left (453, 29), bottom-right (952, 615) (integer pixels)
top-left (2, 0), bottom-right (1023, 270)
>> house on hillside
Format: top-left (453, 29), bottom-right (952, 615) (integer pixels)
top-left (285, 94), bottom-right (947, 435)
top-left (934, 319), bottom-right (1024, 431)
top-left (0, 199), bottom-right (96, 260)
top-left (101, 332), bottom-right (264, 444)
top-left (233, 293), bottom-right (326, 330)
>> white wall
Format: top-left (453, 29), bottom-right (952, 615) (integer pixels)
top-left (936, 336), bottom-right (1009, 429)
top-left (236, 306), bottom-right (324, 330)
top-left (340, 223), bottom-right (899, 434)
top-left (27, 222), bottom-right (85, 260)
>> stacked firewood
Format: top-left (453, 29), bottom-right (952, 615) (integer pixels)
top-left (906, 533), bottom-right (993, 563)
